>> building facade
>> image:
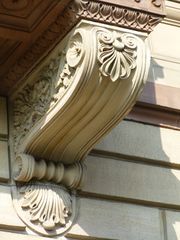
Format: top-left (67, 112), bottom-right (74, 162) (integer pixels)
top-left (0, 0), bottom-right (180, 239)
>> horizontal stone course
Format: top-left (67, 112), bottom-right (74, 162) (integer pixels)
top-left (83, 155), bottom-right (180, 207)
top-left (95, 120), bottom-right (180, 166)
top-left (0, 231), bottom-right (73, 240)
top-left (0, 185), bottom-right (25, 230)
top-left (69, 197), bottom-right (162, 240)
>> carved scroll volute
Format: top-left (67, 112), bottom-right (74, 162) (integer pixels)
top-left (13, 21), bottom-right (150, 165)
top-left (12, 20), bottom-right (150, 236)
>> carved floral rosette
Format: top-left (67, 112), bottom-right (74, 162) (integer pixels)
top-left (12, 21), bottom-right (150, 237)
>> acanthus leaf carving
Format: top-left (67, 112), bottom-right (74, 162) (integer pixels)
top-left (13, 34), bottom-right (84, 153)
top-left (75, 0), bottom-right (164, 33)
top-left (98, 31), bottom-right (137, 82)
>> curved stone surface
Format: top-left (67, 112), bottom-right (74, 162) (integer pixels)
top-left (12, 20), bottom-right (150, 164)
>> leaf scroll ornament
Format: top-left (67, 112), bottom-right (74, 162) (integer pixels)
top-left (98, 31), bottom-right (137, 82)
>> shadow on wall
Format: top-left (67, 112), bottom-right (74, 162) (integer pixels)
top-left (81, 57), bottom-right (180, 240)
top-left (138, 58), bottom-right (165, 105)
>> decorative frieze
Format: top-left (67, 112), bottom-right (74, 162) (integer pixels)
top-left (75, 0), bottom-right (164, 32)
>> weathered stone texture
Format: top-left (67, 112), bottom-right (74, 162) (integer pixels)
top-left (95, 120), bottom-right (180, 165)
top-left (69, 197), bottom-right (162, 240)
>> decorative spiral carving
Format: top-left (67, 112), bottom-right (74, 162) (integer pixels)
top-left (66, 33), bottom-right (84, 68)
top-left (98, 31), bottom-right (137, 82)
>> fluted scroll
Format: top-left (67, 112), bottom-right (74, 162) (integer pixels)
top-left (12, 20), bottom-right (151, 237)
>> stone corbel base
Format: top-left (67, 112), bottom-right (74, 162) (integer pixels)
top-left (13, 153), bottom-right (85, 236)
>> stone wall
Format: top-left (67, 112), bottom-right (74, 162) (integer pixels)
top-left (0, 1), bottom-right (180, 239)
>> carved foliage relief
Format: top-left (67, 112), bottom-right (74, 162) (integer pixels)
top-left (76, 0), bottom-right (162, 32)
top-left (13, 27), bottom-right (138, 154)
top-left (13, 34), bottom-right (84, 153)
top-left (98, 31), bottom-right (137, 81)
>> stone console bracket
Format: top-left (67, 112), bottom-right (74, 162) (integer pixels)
top-left (11, 0), bottom-right (165, 237)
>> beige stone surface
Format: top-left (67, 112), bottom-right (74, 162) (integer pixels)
top-left (0, 185), bottom-right (25, 230)
top-left (165, 210), bottom-right (180, 240)
top-left (95, 120), bottom-right (180, 165)
top-left (0, 97), bottom-right (8, 136)
top-left (69, 197), bottom-right (162, 240)
top-left (149, 22), bottom-right (180, 63)
top-left (0, 141), bottom-right (9, 181)
top-left (83, 156), bottom-right (180, 206)
top-left (147, 58), bottom-right (180, 88)
top-left (0, 231), bottom-right (72, 240)
top-left (166, 0), bottom-right (180, 26)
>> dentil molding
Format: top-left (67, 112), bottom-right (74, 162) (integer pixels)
top-left (11, 20), bottom-right (150, 236)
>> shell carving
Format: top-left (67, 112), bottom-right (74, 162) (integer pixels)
top-left (19, 183), bottom-right (72, 231)
top-left (98, 31), bottom-right (137, 82)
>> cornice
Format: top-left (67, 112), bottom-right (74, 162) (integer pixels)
top-left (5, 0), bottom-right (165, 96)
top-left (163, 0), bottom-right (180, 26)
top-left (74, 0), bottom-right (164, 32)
